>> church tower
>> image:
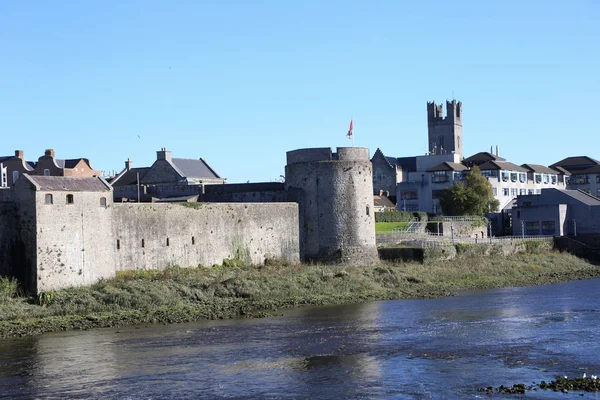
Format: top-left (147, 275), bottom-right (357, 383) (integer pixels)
top-left (427, 100), bottom-right (463, 158)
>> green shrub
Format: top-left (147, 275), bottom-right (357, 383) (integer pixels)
top-left (0, 277), bottom-right (18, 300)
top-left (455, 243), bottom-right (473, 255)
top-left (375, 211), bottom-right (424, 223)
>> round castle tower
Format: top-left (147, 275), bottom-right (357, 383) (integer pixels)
top-left (285, 147), bottom-right (378, 264)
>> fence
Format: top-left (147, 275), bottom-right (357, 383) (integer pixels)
top-left (396, 235), bottom-right (554, 248)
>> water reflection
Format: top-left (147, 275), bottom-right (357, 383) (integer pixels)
top-left (1, 279), bottom-right (600, 399)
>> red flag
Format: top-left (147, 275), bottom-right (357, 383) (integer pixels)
top-left (347, 119), bottom-right (353, 139)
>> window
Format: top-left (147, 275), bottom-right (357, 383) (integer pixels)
top-left (528, 189), bottom-right (534, 195)
top-left (520, 189), bottom-right (527, 195)
top-left (43, 169), bottom-right (50, 176)
top-left (481, 170), bottom-right (498, 179)
top-left (503, 188), bottom-right (509, 196)
top-left (66, 194), bottom-right (74, 204)
top-left (44, 193), bottom-right (53, 204)
top-left (492, 187), bottom-right (497, 196)
top-left (117, 239), bottom-right (120, 250)
top-left (597, 188), bottom-right (600, 197)
top-left (400, 191), bottom-right (418, 200)
top-left (525, 221), bottom-right (540, 235)
top-left (510, 172), bottom-right (518, 183)
top-left (431, 171), bottom-right (449, 183)
top-left (534, 173), bottom-right (542, 184)
top-left (366, 205), bottom-right (370, 216)
top-left (551, 175), bottom-right (557, 185)
top-left (192, 236), bottom-right (195, 245)
top-left (511, 188), bottom-right (518, 196)
top-left (453, 171), bottom-right (464, 181)
top-left (142, 239), bottom-right (145, 248)
top-left (100, 197), bottom-right (107, 207)
top-left (596, 175), bottom-right (600, 184)
top-left (542, 221), bottom-right (556, 235)
top-left (166, 238), bottom-right (170, 246)
top-left (12, 171), bottom-right (18, 184)
top-left (519, 173), bottom-right (527, 183)
top-left (535, 189), bottom-right (542, 194)
top-left (0, 168), bottom-right (6, 187)
top-left (571, 174), bottom-right (589, 185)
top-left (501, 171), bottom-right (509, 182)
top-left (542, 174), bottom-right (549, 184)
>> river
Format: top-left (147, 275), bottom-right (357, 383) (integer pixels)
top-left (1, 278), bottom-right (600, 399)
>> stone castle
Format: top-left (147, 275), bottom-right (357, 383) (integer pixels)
top-left (0, 147), bottom-right (378, 294)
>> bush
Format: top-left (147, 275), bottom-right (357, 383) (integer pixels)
top-left (0, 277), bottom-right (18, 300)
top-left (375, 211), bottom-right (428, 223)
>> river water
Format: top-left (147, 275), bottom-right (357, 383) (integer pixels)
top-left (1, 279), bottom-right (600, 399)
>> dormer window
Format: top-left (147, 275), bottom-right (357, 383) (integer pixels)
top-left (44, 169), bottom-right (50, 176)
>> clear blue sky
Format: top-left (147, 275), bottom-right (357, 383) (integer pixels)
top-left (1, 1), bottom-right (598, 183)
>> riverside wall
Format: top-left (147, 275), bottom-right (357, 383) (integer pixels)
top-left (112, 202), bottom-right (300, 270)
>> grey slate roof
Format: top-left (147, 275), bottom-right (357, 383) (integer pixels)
top-left (26, 176), bottom-right (111, 191)
top-left (478, 160), bottom-right (528, 172)
top-left (427, 162), bottom-right (469, 172)
top-left (171, 158), bottom-right (221, 179)
top-left (521, 164), bottom-right (560, 174)
top-left (110, 167), bottom-right (151, 186)
top-left (373, 195), bottom-right (395, 208)
top-left (550, 156), bottom-right (600, 172)
top-left (55, 158), bottom-right (93, 169)
top-left (462, 152), bottom-right (506, 165)
top-left (559, 189), bottom-right (600, 206)
top-left (579, 165), bottom-right (600, 174)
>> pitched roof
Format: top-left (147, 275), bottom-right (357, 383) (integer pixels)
top-left (55, 158), bottom-right (93, 169)
top-left (520, 164), bottom-right (560, 174)
top-left (25, 175), bottom-right (111, 191)
top-left (550, 156), bottom-right (600, 172)
top-left (371, 149), bottom-right (416, 172)
top-left (109, 167), bottom-right (151, 186)
top-left (373, 195), bottom-right (395, 208)
top-left (427, 162), bottom-right (469, 172)
top-left (559, 189), bottom-right (600, 206)
top-left (171, 158), bottom-right (221, 179)
top-left (478, 160), bottom-right (528, 172)
top-left (578, 165), bottom-right (600, 174)
top-left (551, 166), bottom-right (571, 175)
top-left (463, 152), bottom-right (506, 165)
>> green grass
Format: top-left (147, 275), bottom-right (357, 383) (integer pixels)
top-left (0, 251), bottom-right (598, 338)
top-left (375, 222), bottom-right (409, 234)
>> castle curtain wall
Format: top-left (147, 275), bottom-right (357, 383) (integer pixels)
top-left (112, 203), bottom-right (300, 270)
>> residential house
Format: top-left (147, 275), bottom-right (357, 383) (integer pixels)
top-left (0, 150), bottom-right (35, 186)
top-left (111, 148), bottom-right (225, 202)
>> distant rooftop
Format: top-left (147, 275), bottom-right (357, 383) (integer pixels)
top-left (25, 175), bottom-right (111, 192)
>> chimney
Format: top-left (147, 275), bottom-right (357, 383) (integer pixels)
top-left (14, 150), bottom-right (24, 159)
top-left (379, 190), bottom-right (384, 196)
top-left (490, 146), bottom-right (493, 154)
top-left (44, 149), bottom-right (55, 158)
top-left (157, 148), bottom-right (172, 162)
top-left (496, 145), bottom-right (499, 156)
top-left (125, 158), bottom-right (133, 171)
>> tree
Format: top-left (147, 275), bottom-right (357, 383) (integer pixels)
top-left (439, 165), bottom-right (500, 216)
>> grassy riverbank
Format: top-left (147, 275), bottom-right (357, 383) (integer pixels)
top-left (0, 251), bottom-right (599, 338)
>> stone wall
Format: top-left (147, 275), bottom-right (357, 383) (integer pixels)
top-left (0, 185), bottom-right (38, 291)
top-left (112, 202), bottom-right (300, 270)
top-left (285, 147), bottom-right (378, 264)
top-left (35, 190), bottom-right (115, 293)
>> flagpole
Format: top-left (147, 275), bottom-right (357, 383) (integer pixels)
top-left (351, 116), bottom-right (354, 147)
